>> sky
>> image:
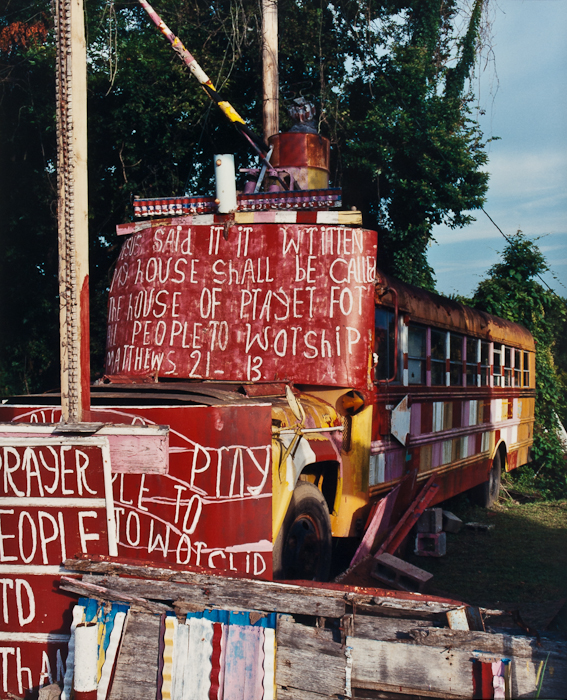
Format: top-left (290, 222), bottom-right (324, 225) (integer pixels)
top-left (429, 0), bottom-right (567, 298)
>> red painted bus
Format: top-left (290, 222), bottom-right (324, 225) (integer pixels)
top-left (1, 211), bottom-right (535, 583)
top-left (0, 172), bottom-right (536, 699)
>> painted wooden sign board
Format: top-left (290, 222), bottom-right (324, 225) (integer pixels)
top-left (106, 223), bottom-right (378, 387)
top-left (0, 431), bottom-right (116, 698)
top-left (0, 406), bottom-right (272, 698)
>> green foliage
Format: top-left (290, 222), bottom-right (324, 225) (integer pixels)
top-left (1, 0), bottom-right (491, 394)
top-left (337, 0), bottom-right (489, 289)
top-left (471, 233), bottom-right (567, 499)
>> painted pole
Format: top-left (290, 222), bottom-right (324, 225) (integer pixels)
top-left (262, 0), bottom-right (279, 142)
top-left (55, 0), bottom-right (91, 423)
top-left (137, 0), bottom-right (285, 183)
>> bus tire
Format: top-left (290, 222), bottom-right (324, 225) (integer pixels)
top-left (272, 481), bottom-right (332, 582)
top-left (474, 449), bottom-right (502, 508)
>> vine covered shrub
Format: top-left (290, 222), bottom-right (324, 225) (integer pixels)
top-left (470, 233), bottom-right (567, 499)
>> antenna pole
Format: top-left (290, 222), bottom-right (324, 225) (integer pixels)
top-left (262, 0), bottom-right (279, 142)
top-left (55, 0), bottom-right (91, 423)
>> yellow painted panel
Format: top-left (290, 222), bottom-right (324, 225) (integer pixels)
top-left (307, 168), bottom-right (329, 190)
top-left (420, 444), bottom-right (432, 472)
top-left (337, 211), bottom-right (364, 226)
top-left (234, 212), bottom-right (255, 224)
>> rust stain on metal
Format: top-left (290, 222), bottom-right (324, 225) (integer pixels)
top-left (376, 272), bottom-right (535, 351)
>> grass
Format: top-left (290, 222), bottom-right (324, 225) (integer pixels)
top-left (404, 479), bottom-right (567, 635)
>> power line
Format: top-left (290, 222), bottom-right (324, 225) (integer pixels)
top-left (481, 207), bottom-right (564, 297)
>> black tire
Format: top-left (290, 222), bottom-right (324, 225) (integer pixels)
top-left (273, 481), bottom-right (332, 581)
top-left (473, 449), bottom-right (502, 507)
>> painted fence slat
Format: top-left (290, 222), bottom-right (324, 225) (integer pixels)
top-left (262, 627), bottom-right (276, 700)
top-left (97, 610), bottom-right (127, 700)
top-left (161, 615), bottom-right (177, 700)
top-left (223, 625), bottom-right (265, 700)
top-left (61, 604), bottom-right (85, 700)
top-left (186, 617), bottom-right (214, 699)
top-left (171, 621), bottom-right (190, 700)
top-left (209, 622), bottom-right (224, 700)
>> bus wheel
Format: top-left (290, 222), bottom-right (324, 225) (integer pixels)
top-left (474, 450), bottom-right (502, 508)
top-left (273, 481), bottom-right (332, 582)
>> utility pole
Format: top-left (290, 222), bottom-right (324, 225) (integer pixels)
top-left (54, 0), bottom-right (91, 423)
top-left (262, 0), bottom-right (279, 142)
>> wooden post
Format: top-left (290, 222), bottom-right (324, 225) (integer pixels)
top-left (55, 0), bottom-right (91, 423)
top-left (262, 0), bottom-right (279, 141)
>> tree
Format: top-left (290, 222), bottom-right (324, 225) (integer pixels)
top-left (1, 0), bottom-right (491, 394)
top-left (336, 0), bottom-right (489, 289)
top-left (470, 233), bottom-right (567, 499)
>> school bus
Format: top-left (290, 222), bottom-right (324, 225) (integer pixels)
top-left (0, 207), bottom-right (535, 583)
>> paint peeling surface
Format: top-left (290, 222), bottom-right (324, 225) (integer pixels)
top-left (105, 223), bottom-right (377, 387)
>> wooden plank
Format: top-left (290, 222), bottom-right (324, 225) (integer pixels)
top-left (352, 682), bottom-right (468, 700)
top-left (108, 612), bottom-right (161, 700)
top-left (64, 558), bottom-right (459, 612)
top-left (348, 614), bottom-right (435, 641)
top-left (408, 626), bottom-right (567, 659)
top-left (277, 688), bottom-right (344, 700)
top-left (59, 577), bottom-right (171, 613)
top-left (349, 637), bottom-right (473, 698)
top-left (276, 645), bottom-right (346, 697)
top-left (78, 573), bottom-right (345, 618)
top-left (277, 617), bottom-right (344, 657)
top-left (349, 636), bottom-right (567, 700)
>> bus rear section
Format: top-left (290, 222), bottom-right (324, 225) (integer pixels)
top-left (320, 273), bottom-right (535, 545)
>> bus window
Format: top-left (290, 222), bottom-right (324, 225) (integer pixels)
top-left (466, 338), bottom-right (478, 386)
top-left (408, 325), bottom-right (426, 384)
top-left (450, 334), bottom-right (463, 386)
top-left (431, 330), bottom-right (446, 385)
top-left (514, 349), bottom-right (521, 386)
top-left (493, 344), bottom-right (503, 387)
top-left (523, 351), bottom-right (530, 387)
top-left (375, 308), bottom-right (396, 381)
top-left (480, 341), bottom-right (490, 386)
top-left (504, 347), bottom-right (512, 387)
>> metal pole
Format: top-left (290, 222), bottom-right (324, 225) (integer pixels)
top-left (262, 0), bottom-right (279, 141)
top-left (55, 0), bottom-right (91, 423)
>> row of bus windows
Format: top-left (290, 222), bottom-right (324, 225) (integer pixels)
top-left (375, 310), bottom-right (531, 387)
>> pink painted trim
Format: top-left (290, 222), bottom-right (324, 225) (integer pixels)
top-left (350, 484), bottom-right (400, 567)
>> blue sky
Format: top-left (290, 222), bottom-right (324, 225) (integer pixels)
top-left (429, 0), bottom-right (567, 298)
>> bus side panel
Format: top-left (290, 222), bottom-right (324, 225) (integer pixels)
top-left (369, 393), bottom-right (534, 503)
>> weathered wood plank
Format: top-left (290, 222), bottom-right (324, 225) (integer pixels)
top-left (59, 577), bottom-right (171, 613)
top-left (276, 645), bottom-right (347, 697)
top-left (79, 573), bottom-right (345, 618)
top-left (108, 612), bottom-right (161, 700)
top-left (349, 635), bottom-right (567, 700)
top-left (277, 617), bottom-right (344, 657)
top-left (348, 614), bottom-right (435, 641)
top-left (63, 558), bottom-right (460, 612)
top-left (352, 682), bottom-right (468, 700)
top-left (408, 626), bottom-right (567, 659)
top-left (277, 687), bottom-right (345, 700)
top-left (355, 596), bottom-right (457, 615)
top-left (349, 637), bottom-right (473, 698)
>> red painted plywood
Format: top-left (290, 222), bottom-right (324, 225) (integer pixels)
top-left (105, 223), bottom-right (377, 387)
top-left (1, 403), bottom-right (273, 579)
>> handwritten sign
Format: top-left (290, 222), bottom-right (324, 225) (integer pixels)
top-left (0, 401), bottom-right (272, 696)
top-left (0, 431), bottom-right (119, 697)
top-left (106, 223), bottom-right (378, 386)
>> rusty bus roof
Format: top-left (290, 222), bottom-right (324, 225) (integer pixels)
top-left (376, 272), bottom-right (535, 352)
